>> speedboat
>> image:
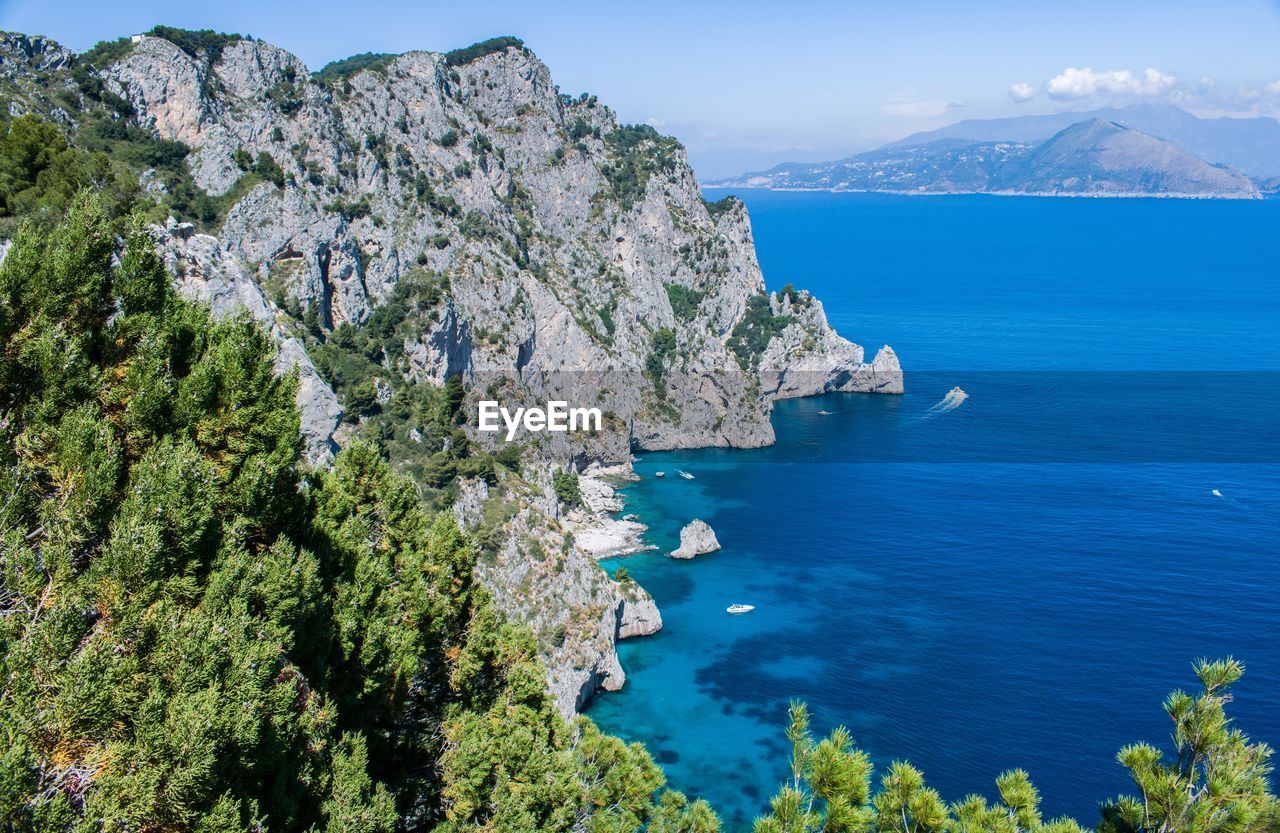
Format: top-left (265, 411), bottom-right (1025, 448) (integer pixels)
top-left (655, 471), bottom-right (666, 478)
top-left (677, 470), bottom-right (694, 480)
top-left (818, 410), bottom-right (833, 416)
top-left (727, 604), bottom-right (754, 615)
top-left (1212, 489), bottom-right (1222, 497)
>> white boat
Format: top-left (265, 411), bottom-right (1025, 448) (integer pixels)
top-left (727, 604), bottom-right (754, 615)
top-left (655, 471), bottom-right (666, 478)
top-left (677, 470), bottom-right (694, 480)
top-left (1212, 489), bottom-right (1222, 497)
top-left (818, 410), bottom-right (833, 416)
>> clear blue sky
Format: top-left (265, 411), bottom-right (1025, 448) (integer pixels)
top-left (3, 0), bottom-right (1279, 178)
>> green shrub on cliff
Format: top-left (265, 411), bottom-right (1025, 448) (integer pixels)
top-left (444, 36), bottom-right (526, 67)
top-left (553, 470), bottom-right (582, 506)
top-left (77, 36), bottom-right (137, 71)
top-left (665, 283), bottom-right (705, 320)
top-left (702, 195), bottom-right (740, 221)
top-left (145, 26), bottom-right (245, 63)
top-left (602, 124), bottom-right (682, 210)
top-left (728, 293), bottom-right (792, 370)
top-left (315, 51), bottom-right (397, 82)
top-left (0, 114), bottom-right (142, 231)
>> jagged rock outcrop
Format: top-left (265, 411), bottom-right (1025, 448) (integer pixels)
top-left (759, 290), bottom-right (902, 399)
top-left (671, 519), bottom-right (721, 559)
top-left (455, 468), bottom-right (662, 717)
top-left (617, 585), bottom-right (663, 639)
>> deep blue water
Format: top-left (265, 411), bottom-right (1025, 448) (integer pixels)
top-left (586, 192), bottom-right (1280, 831)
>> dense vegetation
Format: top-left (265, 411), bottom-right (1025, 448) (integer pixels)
top-left (647, 326), bottom-right (679, 398)
top-left (728, 294), bottom-right (793, 369)
top-left (552, 471), bottom-right (582, 507)
top-left (315, 52), bottom-right (398, 82)
top-left (701, 196), bottom-right (740, 222)
top-left (144, 26), bottom-right (245, 63)
top-left (665, 283), bottom-right (705, 321)
top-left (0, 115), bottom-right (142, 233)
top-left (0, 111), bottom-right (268, 234)
top-left (444, 37), bottom-right (526, 67)
top-left (75, 37), bottom-right (137, 71)
top-left (755, 660), bottom-right (1278, 833)
top-left (0, 195), bottom-right (717, 832)
top-left (601, 125), bottom-right (683, 210)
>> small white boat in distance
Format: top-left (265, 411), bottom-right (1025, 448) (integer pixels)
top-left (678, 470), bottom-right (694, 480)
top-left (1212, 489), bottom-right (1222, 497)
top-left (727, 604), bottom-right (754, 615)
top-left (655, 471), bottom-right (666, 478)
top-left (818, 410), bottom-right (833, 416)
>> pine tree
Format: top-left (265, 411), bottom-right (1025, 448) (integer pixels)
top-left (1102, 658), bottom-right (1279, 833)
top-left (757, 662), bottom-right (1276, 833)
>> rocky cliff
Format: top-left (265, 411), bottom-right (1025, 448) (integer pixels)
top-left (0, 28), bottom-right (901, 714)
top-left (95, 33), bottom-right (899, 454)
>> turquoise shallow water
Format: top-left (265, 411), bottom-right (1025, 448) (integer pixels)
top-left (586, 192), bottom-right (1280, 831)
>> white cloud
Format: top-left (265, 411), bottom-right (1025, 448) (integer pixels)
top-left (645, 116), bottom-right (666, 128)
top-left (1009, 82), bottom-right (1037, 103)
top-left (1006, 66), bottom-right (1280, 117)
top-left (1044, 66), bottom-right (1177, 100)
top-left (1141, 68), bottom-right (1178, 94)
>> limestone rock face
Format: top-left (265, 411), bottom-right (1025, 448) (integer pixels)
top-left (671, 519), bottom-right (721, 559)
top-left (617, 585), bottom-right (663, 639)
top-left (759, 291), bottom-right (904, 399)
top-left (92, 35), bottom-right (899, 457)
top-left (0, 33), bottom-right (72, 81)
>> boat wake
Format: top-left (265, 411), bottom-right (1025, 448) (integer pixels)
top-left (916, 386), bottom-right (968, 421)
top-left (931, 386), bottom-right (969, 412)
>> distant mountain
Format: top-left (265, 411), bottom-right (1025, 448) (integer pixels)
top-left (707, 119), bottom-right (1261, 199)
top-left (1000, 118), bottom-right (1260, 197)
top-left (709, 138), bottom-right (1036, 193)
top-left (886, 103), bottom-right (1280, 178)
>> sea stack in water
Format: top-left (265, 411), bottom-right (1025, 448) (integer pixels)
top-left (671, 520), bottom-right (721, 559)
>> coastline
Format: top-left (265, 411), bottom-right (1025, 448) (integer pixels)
top-left (568, 464), bottom-right (656, 560)
top-left (699, 184), bottom-right (1266, 199)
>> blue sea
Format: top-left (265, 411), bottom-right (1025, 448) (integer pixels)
top-left (586, 192), bottom-right (1280, 830)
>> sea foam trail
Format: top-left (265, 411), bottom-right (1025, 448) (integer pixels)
top-left (917, 386), bottom-right (969, 421)
top-left (931, 387), bottom-right (969, 412)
